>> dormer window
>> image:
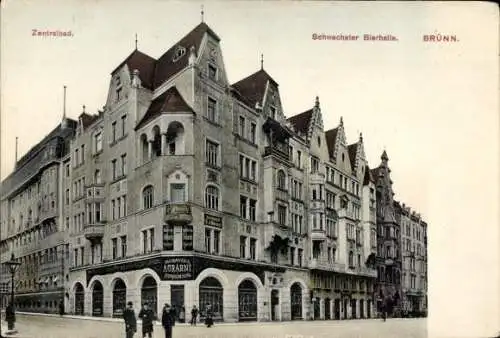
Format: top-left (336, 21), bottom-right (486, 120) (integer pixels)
top-left (269, 106), bottom-right (276, 119)
top-left (115, 76), bottom-right (122, 102)
top-left (208, 64), bottom-right (217, 81)
top-left (172, 46), bottom-right (186, 62)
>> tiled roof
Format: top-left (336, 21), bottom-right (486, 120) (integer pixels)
top-left (347, 143), bottom-right (358, 168)
top-left (232, 69), bottom-right (278, 108)
top-left (324, 128), bottom-right (339, 158)
top-left (112, 23), bottom-right (219, 91)
top-left (363, 165), bottom-right (374, 185)
top-left (79, 113), bottom-right (100, 129)
top-left (112, 50), bottom-right (156, 90)
top-left (153, 22), bottom-right (219, 89)
top-left (135, 86), bottom-right (194, 131)
top-left (287, 109), bottom-right (313, 136)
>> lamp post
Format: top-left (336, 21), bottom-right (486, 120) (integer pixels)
top-left (4, 253), bottom-right (21, 332)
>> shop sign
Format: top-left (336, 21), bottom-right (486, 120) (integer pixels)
top-left (163, 257), bottom-right (193, 280)
top-left (204, 214), bottom-right (222, 228)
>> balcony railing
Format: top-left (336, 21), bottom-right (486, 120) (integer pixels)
top-left (311, 229), bottom-right (327, 241)
top-left (164, 202), bottom-right (193, 225)
top-left (264, 143), bottom-right (290, 162)
top-left (309, 258), bottom-right (346, 272)
top-left (275, 188), bottom-right (289, 202)
top-left (84, 223), bottom-right (105, 241)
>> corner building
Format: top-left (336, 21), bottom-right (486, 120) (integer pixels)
top-left (0, 120), bottom-right (76, 313)
top-left (67, 22), bottom-right (378, 322)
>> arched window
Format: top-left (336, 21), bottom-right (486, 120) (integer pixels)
top-left (94, 169), bottom-right (101, 184)
top-left (143, 185), bottom-right (154, 209)
top-left (276, 170), bottom-right (286, 190)
top-left (205, 185), bottom-right (219, 210)
top-left (140, 134), bottom-right (149, 163)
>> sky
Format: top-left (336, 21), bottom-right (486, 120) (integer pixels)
top-left (1, 1), bottom-right (499, 336)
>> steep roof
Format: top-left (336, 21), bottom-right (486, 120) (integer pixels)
top-left (112, 23), bottom-right (219, 91)
top-left (112, 50), bottom-right (156, 90)
top-left (324, 128), bottom-right (339, 158)
top-left (363, 165), bottom-right (374, 185)
top-left (79, 113), bottom-right (100, 129)
top-left (232, 69), bottom-right (278, 108)
top-left (347, 143), bottom-right (358, 168)
top-left (153, 22), bottom-right (219, 89)
top-left (287, 109), bottom-right (312, 136)
top-left (135, 86), bottom-right (194, 130)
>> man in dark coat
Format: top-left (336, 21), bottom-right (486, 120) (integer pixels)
top-left (138, 303), bottom-right (156, 338)
top-left (161, 304), bottom-right (174, 338)
top-left (123, 301), bottom-right (137, 338)
top-left (58, 300), bottom-right (65, 317)
top-left (5, 303), bottom-right (15, 330)
top-left (190, 305), bottom-right (198, 326)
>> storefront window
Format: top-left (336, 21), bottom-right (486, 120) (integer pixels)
top-left (199, 277), bottom-right (223, 321)
top-left (238, 280), bottom-right (257, 321)
top-left (112, 279), bottom-right (127, 317)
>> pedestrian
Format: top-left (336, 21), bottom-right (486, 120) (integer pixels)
top-left (169, 305), bottom-right (176, 326)
top-left (58, 300), bottom-right (64, 317)
top-left (381, 297), bottom-right (389, 322)
top-left (161, 304), bottom-right (174, 338)
top-left (138, 303), bottom-right (156, 338)
top-left (123, 301), bottom-right (137, 338)
top-left (179, 306), bottom-right (185, 323)
top-left (190, 305), bottom-right (198, 326)
top-left (204, 303), bottom-right (213, 328)
top-left (5, 302), bottom-right (15, 331)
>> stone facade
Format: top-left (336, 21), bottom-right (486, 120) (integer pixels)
top-left (1, 21), bottom-right (428, 322)
top-left (0, 120), bottom-right (76, 313)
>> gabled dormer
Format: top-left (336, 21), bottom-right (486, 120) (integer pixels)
top-left (232, 66), bottom-right (285, 123)
top-left (347, 133), bottom-right (367, 179)
top-left (106, 49), bottom-right (156, 110)
top-left (325, 117), bottom-right (351, 174)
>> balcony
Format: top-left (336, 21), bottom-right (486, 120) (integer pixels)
top-left (84, 224), bottom-right (105, 242)
top-left (309, 258), bottom-right (346, 272)
top-left (264, 143), bottom-right (290, 162)
top-left (311, 229), bottom-right (327, 241)
top-left (164, 203), bottom-right (193, 225)
top-left (310, 200), bottom-right (325, 210)
top-left (275, 188), bottom-right (289, 202)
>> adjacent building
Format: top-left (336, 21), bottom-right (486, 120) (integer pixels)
top-left (397, 202), bottom-right (428, 316)
top-left (0, 119), bottom-right (76, 313)
top-left (0, 20), bottom-right (427, 321)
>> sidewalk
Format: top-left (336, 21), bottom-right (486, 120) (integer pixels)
top-left (16, 311), bottom-right (284, 327)
top-left (0, 323), bottom-right (18, 337)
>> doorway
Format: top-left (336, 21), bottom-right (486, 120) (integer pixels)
top-left (271, 290), bottom-right (279, 321)
top-left (170, 285), bottom-right (185, 323)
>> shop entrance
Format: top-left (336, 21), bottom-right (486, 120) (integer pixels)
top-left (170, 285), bottom-right (185, 323)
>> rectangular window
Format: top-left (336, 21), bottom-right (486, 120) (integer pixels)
top-left (112, 238), bottom-right (117, 259)
top-left (298, 248), bottom-right (303, 267)
top-left (240, 196), bottom-right (247, 218)
top-left (182, 225), bottom-right (193, 251)
top-left (290, 247), bottom-right (295, 265)
top-left (75, 149), bottom-right (79, 166)
top-left (65, 189), bottom-right (70, 205)
top-left (239, 116), bottom-right (245, 137)
top-left (80, 247), bottom-right (85, 266)
top-left (95, 203), bottom-right (101, 223)
top-left (250, 123), bottom-right (256, 143)
top-left (149, 229), bottom-right (155, 252)
top-left (112, 160), bottom-right (117, 180)
top-left (208, 64), bottom-right (217, 81)
top-left (249, 199), bottom-right (256, 221)
top-left (250, 238), bottom-right (256, 260)
top-left (240, 236), bottom-right (247, 258)
top-left (163, 225), bottom-right (174, 251)
top-left (278, 205), bottom-right (287, 225)
top-left (94, 132), bottom-right (102, 153)
top-left (170, 184), bottom-right (186, 203)
top-left (111, 122), bottom-right (117, 142)
top-left (111, 200), bottom-right (115, 220)
top-left (213, 230), bottom-right (220, 254)
top-left (121, 154), bottom-right (127, 176)
top-left (207, 97), bottom-right (217, 122)
top-left (205, 228), bottom-right (212, 253)
top-left (206, 140), bottom-right (219, 167)
top-left (120, 236), bottom-right (127, 258)
top-left (81, 145), bottom-right (85, 163)
top-left (122, 195), bottom-right (127, 217)
top-left (121, 115), bottom-right (127, 137)
top-left (311, 157), bottom-right (319, 173)
top-left (65, 164), bottom-right (70, 177)
top-left (142, 230), bottom-right (147, 254)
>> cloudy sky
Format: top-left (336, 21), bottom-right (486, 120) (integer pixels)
top-left (1, 1), bottom-right (498, 336)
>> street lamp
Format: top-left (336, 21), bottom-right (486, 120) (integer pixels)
top-left (4, 253), bottom-right (21, 331)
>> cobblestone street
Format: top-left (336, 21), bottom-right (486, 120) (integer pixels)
top-left (2, 314), bottom-right (426, 338)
